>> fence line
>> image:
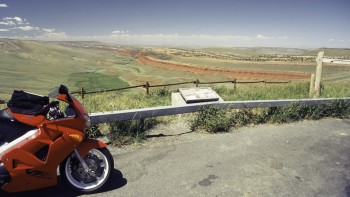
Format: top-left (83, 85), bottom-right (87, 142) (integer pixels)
top-left (72, 79), bottom-right (290, 98)
top-left (0, 79), bottom-right (290, 103)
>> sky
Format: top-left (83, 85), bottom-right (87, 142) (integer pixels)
top-left (0, 0), bottom-right (349, 48)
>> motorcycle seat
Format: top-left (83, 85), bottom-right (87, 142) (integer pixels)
top-left (0, 109), bottom-right (37, 145)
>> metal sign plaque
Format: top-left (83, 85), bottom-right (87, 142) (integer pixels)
top-left (179, 87), bottom-right (220, 104)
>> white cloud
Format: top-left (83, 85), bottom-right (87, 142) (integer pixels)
top-left (111, 29), bottom-right (129, 35)
top-left (13, 17), bottom-right (23, 23)
top-left (0, 21), bottom-right (15, 26)
top-left (0, 4), bottom-right (8, 8)
top-left (4, 17), bottom-right (23, 23)
top-left (257, 34), bottom-right (267, 39)
top-left (42, 28), bottom-right (55, 33)
top-left (1, 17), bottom-right (26, 26)
top-left (328, 38), bottom-right (335, 42)
top-left (12, 26), bottom-right (39, 31)
top-left (257, 34), bottom-right (288, 40)
top-left (0, 15), bottom-right (69, 40)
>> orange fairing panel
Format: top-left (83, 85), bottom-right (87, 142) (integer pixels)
top-left (76, 139), bottom-right (107, 158)
top-left (1, 126), bottom-right (78, 192)
top-left (9, 109), bottom-right (45, 126)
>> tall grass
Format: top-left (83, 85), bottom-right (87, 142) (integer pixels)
top-left (192, 81), bottom-right (350, 133)
top-left (79, 81), bottom-right (350, 145)
top-left (81, 88), bottom-right (173, 145)
top-left (191, 100), bottom-right (350, 133)
top-left (81, 88), bottom-right (172, 113)
top-left (213, 82), bottom-right (310, 101)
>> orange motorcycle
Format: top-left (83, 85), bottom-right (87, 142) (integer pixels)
top-left (0, 85), bottom-right (114, 194)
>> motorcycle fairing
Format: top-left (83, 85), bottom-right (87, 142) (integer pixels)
top-left (0, 109), bottom-right (37, 146)
top-left (76, 138), bottom-right (107, 158)
top-left (0, 118), bottom-right (85, 193)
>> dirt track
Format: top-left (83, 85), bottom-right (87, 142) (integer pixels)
top-left (118, 49), bottom-right (310, 81)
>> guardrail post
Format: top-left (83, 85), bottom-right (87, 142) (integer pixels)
top-left (233, 79), bottom-right (237, 90)
top-left (196, 79), bottom-right (199, 87)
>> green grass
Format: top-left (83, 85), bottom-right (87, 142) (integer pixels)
top-left (0, 39), bottom-right (133, 99)
top-left (69, 72), bottom-right (129, 92)
top-left (81, 88), bottom-right (171, 113)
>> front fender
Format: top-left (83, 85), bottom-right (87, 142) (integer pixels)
top-left (76, 138), bottom-right (107, 158)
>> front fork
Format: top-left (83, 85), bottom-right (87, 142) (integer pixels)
top-left (73, 148), bottom-right (89, 171)
top-left (71, 139), bottom-right (107, 177)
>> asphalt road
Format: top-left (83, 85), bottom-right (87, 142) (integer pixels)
top-left (2, 118), bottom-right (350, 197)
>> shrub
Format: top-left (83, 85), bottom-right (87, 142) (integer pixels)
top-left (149, 87), bottom-right (172, 97)
top-left (307, 100), bottom-right (350, 120)
top-left (268, 104), bottom-right (309, 124)
top-left (189, 101), bottom-right (350, 133)
top-left (88, 117), bottom-right (161, 146)
top-left (189, 106), bottom-right (231, 133)
top-left (229, 109), bottom-right (256, 127)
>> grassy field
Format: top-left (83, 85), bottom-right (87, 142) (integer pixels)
top-left (0, 39), bottom-right (133, 99)
top-left (1, 39), bottom-right (350, 101)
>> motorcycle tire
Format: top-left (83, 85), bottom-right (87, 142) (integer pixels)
top-left (59, 148), bottom-right (114, 194)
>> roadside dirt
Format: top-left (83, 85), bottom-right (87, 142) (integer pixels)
top-left (118, 49), bottom-right (310, 81)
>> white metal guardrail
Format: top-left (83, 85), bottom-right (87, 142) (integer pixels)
top-left (89, 97), bottom-right (350, 124)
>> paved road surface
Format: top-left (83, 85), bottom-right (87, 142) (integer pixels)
top-left (2, 118), bottom-right (350, 197)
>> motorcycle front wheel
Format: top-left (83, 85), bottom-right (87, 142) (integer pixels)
top-left (60, 148), bottom-right (114, 193)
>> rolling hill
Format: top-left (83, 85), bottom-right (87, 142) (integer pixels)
top-left (0, 39), bottom-right (129, 99)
